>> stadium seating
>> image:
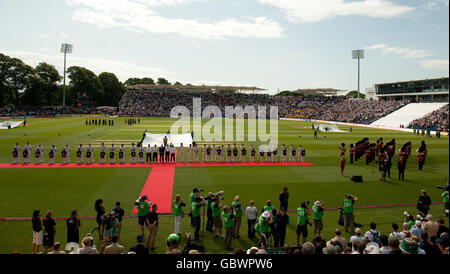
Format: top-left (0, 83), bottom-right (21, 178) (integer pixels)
top-left (370, 102), bottom-right (449, 128)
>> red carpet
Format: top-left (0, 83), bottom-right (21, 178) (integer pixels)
top-left (132, 166), bottom-right (175, 214)
top-left (0, 161), bottom-right (313, 169)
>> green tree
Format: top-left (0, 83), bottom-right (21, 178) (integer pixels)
top-left (34, 62), bottom-right (61, 105)
top-left (174, 81), bottom-right (182, 86)
top-left (141, 77), bottom-right (155, 85)
top-left (124, 78), bottom-right (142, 86)
top-left (67, 66), bottom-right (104, 107)
top-left (98, 72), bottom-right (125, 107)
top-left (0, 53), bottom-right (34, 106)
top-left (157, 77), bottom-right (170, 85)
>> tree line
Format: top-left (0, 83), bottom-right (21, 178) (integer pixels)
top-left (0, 53), bottom-right (172, 108)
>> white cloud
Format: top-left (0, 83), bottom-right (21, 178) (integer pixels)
top-left (67, 0), bottom-right (285, 39)
top-left (40, 34), bottom-right (51, 39)
top-left (1, 49), bottom-right (177, 82)
top-left (365, 43), bottom-right (433, 58)
top-left (259, 0), bottom-right (415, 23)
top-left (420, 59), bottom-right (449, 71)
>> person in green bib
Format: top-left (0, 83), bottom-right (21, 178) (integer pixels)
top-left (163, 136), bottom-right (168, 147)
top-left (256, 211), bottom-right (272, 249)
top-left (135, 195), bottom-right (151, 235)
top-left (172, 194), bottom-right (186, 235)
top-left (221, 205), bottom-right (236, 250)
top-left (312, 200), bottom-right (324, 236)
top-left (191, 196), bottom-right (206, 240)
top-left (442, 180), bottom-right (449, 217)
top-left (231, 195), bottom-right (243, 238)
top-left (262, 200), bottom-right (276, 239)
top-left (211, 197), bottom-right (224, 238)
top-left (296, 200), bottom-right (311, 246)
top-left (343, 194), bottom-right (358, 233)
top-left (189, 188), bottom-right (200, 227)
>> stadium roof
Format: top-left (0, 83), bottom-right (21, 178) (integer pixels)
top-left (375, 76), bottom-right (449, 86)
top-left (292, 88), bottom-right (345, 96)
top-left (127, 84), bottom-right (266, 92)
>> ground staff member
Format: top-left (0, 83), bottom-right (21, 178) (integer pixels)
top-left (221, 205), bottom-right (235, 250)
top-left (312, 200), bottom-right (324, 236)
top-left (296, 201), bottom-right (310, 246)
top-left (255, 211), bottom-right (271, 249)
top-left (343, 194), bottom-right (358, 233)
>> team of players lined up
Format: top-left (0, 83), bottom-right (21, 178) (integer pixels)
top-left (11, 142), bottom-right (307, 164)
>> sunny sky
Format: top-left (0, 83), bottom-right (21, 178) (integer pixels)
top-left (0, 0), bottom-right (448, 94)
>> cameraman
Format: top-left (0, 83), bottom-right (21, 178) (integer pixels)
top-left (256, 211), bottom-right (272, 249)
top-left (191, 196), bottom-right (206, 240)
top-left (296, 201), bottom-right (310, 246)
top-left (205, 193), bottom-right (214, 232)
top-left (343, 194), bottom-right (358, 233)
top-left (417, 189), bottom-right (431, 217)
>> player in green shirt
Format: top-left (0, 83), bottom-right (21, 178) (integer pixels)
top-left (343, 194), bottom-right (358, 233)
top-left (296, 201), bottom-right (310, 245)
top-left (221, 205), bottom-right (236, 250)
top-left (135, 195), bottom-right (151, 235)
top-left (172, 194), bottom-right (186, 235)
top-left (189, 188), bottom-right (200, 227)
top-left (231, 195), bottom-right (243, 238)
top-left (312, 200), bottom-right (324, 236)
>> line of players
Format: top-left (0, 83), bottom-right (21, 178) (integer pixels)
top-left (12, 142), bottom-right (307, 164)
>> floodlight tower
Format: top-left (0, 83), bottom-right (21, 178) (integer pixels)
top-left (60, 43), bottom-right (73, 106)
top-left (352, 49), bottom-right (364, 99)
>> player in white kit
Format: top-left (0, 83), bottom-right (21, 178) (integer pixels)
top-left (110, 144), bottom-right (116, 163)
top-left (179, 143), bottom-right (185, 162)
top-left (24, 142), bottom-right (32, 164)
top-left (138, 144), bottom-right (145, 163)
top-left (193, 144), bottom-right (199, 162)
top-left (76, 144), bottom-right (84, 164)
top-left (99, 142), bottom-right (106, 163)
top-left (187, 144), bottom-right (194, 162)
top-left (86, 143), bottom-right (94, 164)
top-left (49, 145), bottom-right (57, 164)
top-left (119, 144), bottom-right (126, 163)
top-left (13, 143), bottom-right (20, 163)
top-left (211, 144), bottom-right (216, 162)
top-left (258, 145), bottom-right (264, 162)
top-left (130, 143), bottom-right (136, 163)
top-left (62, 144), bottom-right (70, 164)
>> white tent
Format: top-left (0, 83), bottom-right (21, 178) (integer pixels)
top-left (0, 120), bottom-right (24, 129)
top-left (142, 132), bottom-right (193, 148)
top-left (314, 124), bottom-right (346, 132)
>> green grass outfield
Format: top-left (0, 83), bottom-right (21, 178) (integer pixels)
top-left (0, 116), bottom-right (448, 254)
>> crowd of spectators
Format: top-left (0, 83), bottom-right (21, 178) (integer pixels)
top-left (408, 104), bottom-right (449, 132)
top-left (0, 106), bottom-right (116, 117)
top-left (118, 91), bottom-right (410, 124)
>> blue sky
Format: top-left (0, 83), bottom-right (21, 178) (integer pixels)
top-left (0, 0), bottom-right (448, 94)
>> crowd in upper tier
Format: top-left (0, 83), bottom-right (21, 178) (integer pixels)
top-left (118, 91), bottom-right (411, 124)
top-left (408, 104), bottom-right (449, 132)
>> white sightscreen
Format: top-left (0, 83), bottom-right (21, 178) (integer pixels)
top-left (142, 132), bottom-right (193, 148)
top-left (0, 120), bottom-right (24, 129)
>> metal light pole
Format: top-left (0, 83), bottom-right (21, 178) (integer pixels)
top-left (60, 43), bottom-right (73, 106)
top-left (352, 49), bottom-right (364, 99)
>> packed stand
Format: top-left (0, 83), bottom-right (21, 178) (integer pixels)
top-left (118, 91), bottom-right (410, 124)
top-left (408, 104), bottom-right (449, 132)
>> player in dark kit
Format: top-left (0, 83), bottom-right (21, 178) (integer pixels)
top-left (241, 144), bottom-right (247, 162)
top-left (159, 144), bottom-right (165, 163)
top-left (12, 147), bottom-right (19, 164)
top-left (233, 145), bottom-right (238, 162)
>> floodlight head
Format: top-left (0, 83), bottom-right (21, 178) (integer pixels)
top-left (352, 49), bottom-right (364, 59)
top-left (60, 43), bottom-right (73, 54)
